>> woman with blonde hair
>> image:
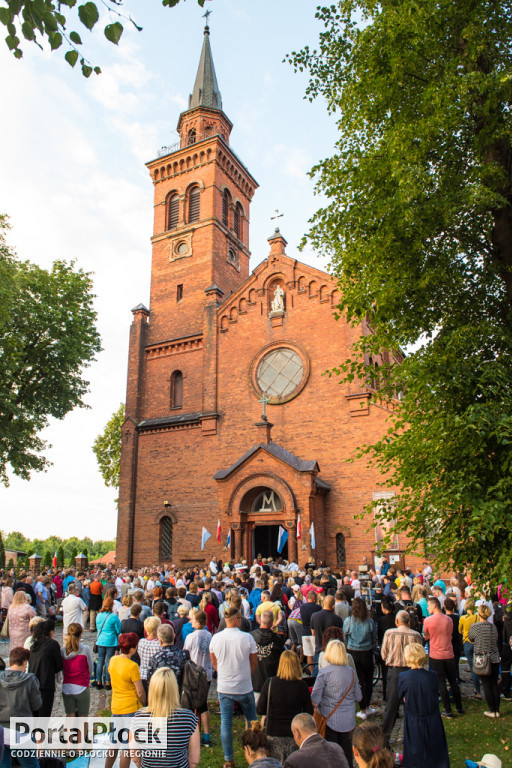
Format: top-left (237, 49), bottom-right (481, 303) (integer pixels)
top-left (23, 615), bottom-right (45, 649)
top-left (61, 622), bottom-right (93, 716)
top-left (131, 667), bottom-right (200, 768)
top-left (397, 643), bottom-right (449, 768)
top-left (459, 597), bottom-right (480, 698)
top-left (118, 594), bottom-right (133, 622)
top-left (468, 603), bottom-right (501, 717)
top-left (312, 639), bottom-right (362, 767)
top-left (7, 590), bottom-right (35, 650)
top-left (352, 722), bottom-right (394, 768)
top-left (256, 650), bottom-right (313, 763)
top-left (137, 616), bottom-right (161, 693)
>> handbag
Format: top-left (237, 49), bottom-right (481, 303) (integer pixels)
top-left (313, 671), bottom-right (354, 738)
top-left (93, 611), bottom-right (111, 653)
top-left (473, 652), bottom-right (491, 676)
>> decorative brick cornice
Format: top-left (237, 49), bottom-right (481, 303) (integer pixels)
top-left (146, 333), bottom-right (203, 359)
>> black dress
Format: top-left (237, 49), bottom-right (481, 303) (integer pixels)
top-left (398, 668), bottom-right (450, 768)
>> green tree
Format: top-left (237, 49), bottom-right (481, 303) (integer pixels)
top-left (93, 403), bottom-right (125, 491)
top-left (69, 546), bottom-right (78, 565)
top-left (0, 215), bottom-right (102, 485)
top-left (0, 0), bottom-right (206, 77)
top-left (0, 531), bottom-right (5, 569)
top-left (83, 547), bottom-right (88, 557)
top-left (57, 545), bottom-right (65, 568)
top-left (290, 0), bottom-right (512, 585)
top-left (43, 550), bottom-right (52, 568)
top-left (4, 531), bottom-right (30, 552)
top-left (6, 558), bottom-right (14, 570)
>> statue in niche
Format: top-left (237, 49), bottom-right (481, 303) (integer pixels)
top-left (270, 285), bottom-right (285, 313)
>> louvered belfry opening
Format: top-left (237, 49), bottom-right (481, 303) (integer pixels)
top-left (168, 194), bottom-right (179, 230)
top-left (222, 188), bottom-right (230, 226)
top-left (188, 186), bottom-right (200, 223)
top-left (234, 202), bottom-right (242, 238)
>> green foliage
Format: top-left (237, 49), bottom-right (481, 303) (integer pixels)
top-left (93, 403), bottom-right (124, 490)
top-left (3, 532), bottom-right (113, 564)
top-left (0, 215), bottom-right (102, 485)
top-left (0, 531), bottom-right (5, 569)
top-left (6, 558), bottom-right (14, 570)
top-left (69, 546), bottom-right (78, 565)
top-left (43, 550), bottom-right (52, 568)
top-left (0, 0), bottom-right (206, 76)
top-left (289, 1), bottom-right (512, 586)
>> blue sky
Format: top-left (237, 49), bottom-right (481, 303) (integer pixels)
top-left (0, 0), bottom-right (339, 539)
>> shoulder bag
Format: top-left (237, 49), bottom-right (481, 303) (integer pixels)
top-left (263, 677), bottom-right (273, 734)
top-left (313, 670), bottom-right (354, 738)
top-left (93, 611), bottom-right (112, 654)
top-left (473, 624), bottom-right (492, 676)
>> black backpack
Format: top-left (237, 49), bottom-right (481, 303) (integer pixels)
top-left (180, 660), bottom-right (209, 711)
top-left (398, 602), bottom-right (421, 632)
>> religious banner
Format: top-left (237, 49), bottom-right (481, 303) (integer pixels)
top-left (297, 514), bottom-right (302, 540)
top-left (277, 525), bottom-right (288, 554)
top-left (201, 527), bottom-right (211, 550)
top-left (309, 522), bottom-right (316, 550)
top-left (216, 519), bottom-right (221, 543)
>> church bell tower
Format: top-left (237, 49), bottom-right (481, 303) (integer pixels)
top-left (145, 23), bottom-right (259, 342)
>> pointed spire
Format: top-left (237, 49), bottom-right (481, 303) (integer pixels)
top-left (189, 25), bottom-right (222, 111)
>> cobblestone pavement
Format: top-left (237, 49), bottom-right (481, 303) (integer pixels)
top-left (1, 627), bottom-right (477, 751)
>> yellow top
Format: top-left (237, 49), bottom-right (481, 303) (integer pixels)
top-left (108, 655), bottom-right (141, 714)
top-left (458, 613), bottom-right (478, 644)
top-left (255, 600), bottom-right (282, 630)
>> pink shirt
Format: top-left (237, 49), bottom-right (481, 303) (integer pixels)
top-left (423, 612), bottom-right (454, 660)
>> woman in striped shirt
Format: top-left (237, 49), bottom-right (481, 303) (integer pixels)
top-left (131, 667), bottom-right (199, 768)
top-left (468, 604), bottom-right (500, 718)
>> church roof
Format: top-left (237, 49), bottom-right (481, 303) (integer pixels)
top-left (214, 441), bottom-right (326, 481)
top-left (189, 25), bottom-right (222, 111)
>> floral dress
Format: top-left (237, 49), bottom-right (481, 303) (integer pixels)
top-left (8, 604), bottom-right (36, 650)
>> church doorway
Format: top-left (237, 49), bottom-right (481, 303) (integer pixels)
top-left (252, 524), bottom-right (288, 560)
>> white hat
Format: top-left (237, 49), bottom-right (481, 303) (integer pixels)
top-left (478, 755), bottom-right (502, 768)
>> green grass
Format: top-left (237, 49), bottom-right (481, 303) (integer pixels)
top-left (93, 697), bottom-right (512, 766)
top-left (441, 697), bottom-right (511, 765)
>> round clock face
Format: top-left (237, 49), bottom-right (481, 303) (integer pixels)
top-left (256, 348), bottom-right (304, 398)
top-left (176, 241), bottom-right (188, 255)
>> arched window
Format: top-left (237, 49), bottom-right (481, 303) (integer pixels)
top-left (171, 370), bottom-right (183, 409)
top-left (233, 202), bottom-right (243, 239)
top-left (187, 128), bottom-right (196, 145)
top-left (336, 533), bottom-right (346, 567)
top-left (160, 516), bottom-right (173, 560)
top-left (188, 186), bottom-right (200, 223)
top-left (167, 193), bottom-right (179, 230)
top-left (222, 189), bottom-right (231, 227)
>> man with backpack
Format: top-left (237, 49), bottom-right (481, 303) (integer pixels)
top-left (395, 586), bottom-right (423, 632)
top-left (184, 610), bottom-right (212, 747)
top-left (380, 609), bottom-right (423, 739)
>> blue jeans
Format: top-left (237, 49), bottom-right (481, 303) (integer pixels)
top-left (0, 746), bottom-right (38, 768)
top-left (464, 640), bottom-right (480, 694)
top-left (96, 645), bottom-right (116, 685)
top-left (218, 691), bottom-right (257, 761)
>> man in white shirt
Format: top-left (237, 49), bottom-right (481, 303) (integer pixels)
top-left (210, 608), bottom-right (258, 766)
top-left (115, 574), bottom-right (124, 599)
top-left (60, 583), bottom-right (86, 637)
top-left (209, 559), bottom-right (218, 575)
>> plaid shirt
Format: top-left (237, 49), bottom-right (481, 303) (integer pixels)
top-left (147, 646), bottom-right (190, 688)
top-left (137, 638), bottom-right (161, 680)
top-left (381, 626), bottom-right (423, 667)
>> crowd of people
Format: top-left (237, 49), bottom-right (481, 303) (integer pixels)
top-left (0, 555), bottom-right (510, 768)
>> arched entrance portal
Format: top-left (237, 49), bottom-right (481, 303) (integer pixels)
top-left (240, 485), bottom-right (289, 561)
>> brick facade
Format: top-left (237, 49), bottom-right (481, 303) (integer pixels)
top-left (116, 30), bottom-right (417, 572)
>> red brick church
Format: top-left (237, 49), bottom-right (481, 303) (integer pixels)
top-left (116, 26), bottom-right (403, 570)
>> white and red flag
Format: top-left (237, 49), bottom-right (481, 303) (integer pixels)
top-left (216, 519), bottom-right (222, 543)
top-left (297, 514), bottom-right (302, 539)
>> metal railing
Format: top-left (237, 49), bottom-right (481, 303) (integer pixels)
top-left (157, 130), bottom-right (222, 158)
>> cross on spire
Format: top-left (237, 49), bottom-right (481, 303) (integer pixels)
top-left (259, 393), bottom-right (270, 422)
top-left (271, 209), bottom-right (283, 224)
top-left (203, 8), bottom-right (212, 25)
